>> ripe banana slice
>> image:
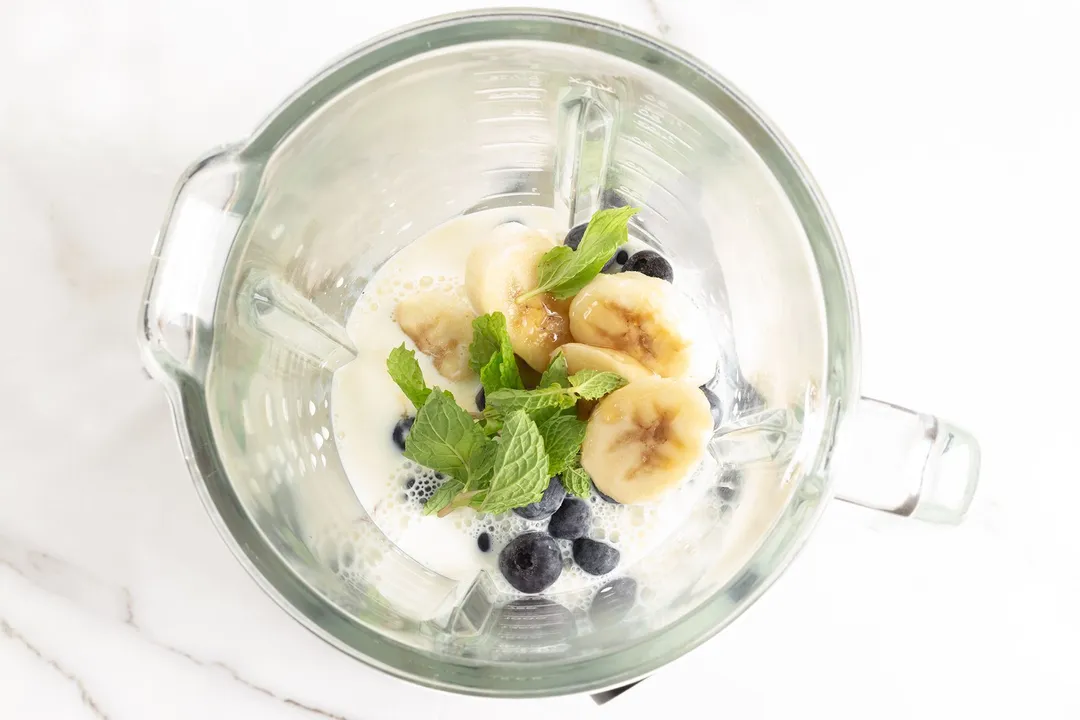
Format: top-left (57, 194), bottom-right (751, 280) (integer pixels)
top-left (569, 272), bottom-right (716, 385)
top-left (465, 224), bottom-right (572, 371)
top-left (581, 377), bottom-right (712, 504)
top-left (557, 343), bottom-right (654, 382)
top-left (395, 290), bottom-right (476, 381)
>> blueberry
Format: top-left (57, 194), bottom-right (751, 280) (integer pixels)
top-left (513, 477), bottom-right (567, 520)
top-left (548, 498), bottom-right (590, 539)
top-left (601, 247), bottom-right (631, 274)
top-left (477, 532), bottom-right (492, 553)
top-left (592, 483), bottom-right (620, 505)
top-left (499, 532), bottom-right (562, 593)
top-left (563, 223), bottom-right (587, 250)
top-left (572, 538), bottom-right (620, 575)
top-left (700, 386), bottom-right (722, 429)
top-left (392, 416), bottom-right (414, 452)
top-left (623, 250), bottom-right (674, 282)
top-left (475, 387), bottom-right (486, 411)
top-left (589, 577), bottom-right (637, 627)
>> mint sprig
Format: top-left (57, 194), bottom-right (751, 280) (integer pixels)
top-left (486, 369), bottom-right (626, 415)
top-left (480, 411), bottom-right (550, 515)
top-left (387, 344), bottom-right (431, 410)
top-left (560, 464), bottom-right (592, 499)
top-left (469, 312), bottom-right (523, 395)
top-left (404, 390), bottom-right (490, 485)
top-left (537, 414), bottom-right (587, 476)
top-left (538, 350), bottom-right (570, 389)
top-left (516, 207), bottom-right (639, 303)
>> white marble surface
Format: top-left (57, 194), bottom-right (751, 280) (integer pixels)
top-left (2, 0), bottom-right (1079, 718)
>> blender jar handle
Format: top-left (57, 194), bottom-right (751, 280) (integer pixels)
top-left (830, 397), bottom-right (981, 524)
top-left (138, 146), bottom-right (250, 380)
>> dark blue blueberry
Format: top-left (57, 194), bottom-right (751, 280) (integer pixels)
top-left (589, 577), bottom-right (637, 627)
top-left (563, 223), bottom-right (588, 250)
top-left (477, 532), bottom-right (492, 553)
top-left (592, 483), bottom-right (620, 505)
top-left (548, 498), bottom-right (590, 539)
top-left (513, 477), bottom-right (567, 520)
top-left (623, 250), bottom-right (674, 282)
top-left (700, 386), bottom-right (722, 429)
top-left (601, 247), bottom-right (631, 274)
top-left (572, 538), bottom-right (620, 575)
top-left (475, 387), bottom-right (486, 411)
top-left (392, 416), bottom-right (414, 452)
top-left (499, 532), bottom-right (562, 593)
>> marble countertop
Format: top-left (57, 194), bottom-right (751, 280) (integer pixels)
top-left (2, 0), bottom-right (1078, 718)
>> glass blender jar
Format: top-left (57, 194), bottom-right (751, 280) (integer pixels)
top-left (138, 9), bottom-right (979, 697)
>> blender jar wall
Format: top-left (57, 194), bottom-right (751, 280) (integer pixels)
top-left (143, 11), bottom-right (857, 696)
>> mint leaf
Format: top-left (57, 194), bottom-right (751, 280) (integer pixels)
top-left (538, 350), bottom-right (570, 389)
top-left (486, 386), bottom-right (578, 415)
top-left (467, 439), bottom-right (498, 492)
top-left (568, 370), bottom-right (627, 400)
top-left (517, 207), bottom-right (639, 302)
top-left (537, 414), bottom-right (587, 476)
top-left (469, 313), bottom-right (523, 394)
top-left (387, 344), bottom-right (431, 410)
top-left (561, 464), bottom-right (592, 498)
top-left (480, 411), bottom-right (550, 515)
top-left (403, 390), bottom-right (488, 483)
top-left (488, 370), bottom-right (624, 417)
top-left (423, 478), bottom-right (464, 515)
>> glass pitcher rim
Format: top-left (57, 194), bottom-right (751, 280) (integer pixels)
top-left (154, 8), bottom-right (861, 697)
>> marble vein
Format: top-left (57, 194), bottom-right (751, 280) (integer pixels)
top-left (1, 619), bottom-right (110, 720)
top-left (0, 536), bottom-right (357, 720)
top-left (643, 0), bottom-right (672, 38)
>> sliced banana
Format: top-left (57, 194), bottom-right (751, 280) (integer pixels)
top-left (569, 272), bottom-right (716, 385)
top-left (557, 343), bottom-right (654, 382)
top-left (465, 223), bottom-right (571, 371)
top-left (395, 290), bottom-right (476, 381)
top-left (581, 377), bottom-right (712, 504)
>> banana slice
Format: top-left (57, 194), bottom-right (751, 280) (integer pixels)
top-left (569, 272), bottom-right (716, 385)
top-left (557, 343), bottom-right (654, 382)
top-left (465, 224), bottom-right (572, 371)
top-left (581, 377), bottom-right (712, 504)
top-left (395, 290), bottom-right (476, 381)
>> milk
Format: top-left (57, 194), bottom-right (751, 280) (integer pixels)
top-left (331, 206), bottom-right (728, 604)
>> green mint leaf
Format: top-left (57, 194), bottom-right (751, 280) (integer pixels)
top-left (538, 350), bottom-right (570, 389)
top-left (386, 344), bottom-right (431, 410)
top-left (480, 410), bottom-right (550, 515)
top-left (403, 390), bottom-right (488, 483)
top-left (537, 414), bottom-right (587, 476)
top-left (423, 478), bottom-right (464, 515)
top-left (467, 439), bottom-right (498, 492)
top-left (560, 464), bottom-right (592, 499)
top-left (568, 370), bottom-right (627, 400)
top-left (486, 386), bottom-right (578, 415)
top-left (518, 207), bottom-right (639, 302)
top-left (469, 313), bottom-right (523, 394)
